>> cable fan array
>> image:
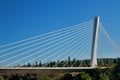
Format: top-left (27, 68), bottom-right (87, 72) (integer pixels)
top-left (97, 22), bottom-right (120, 66)
top-left (0, 20), bottom-right (94, 67)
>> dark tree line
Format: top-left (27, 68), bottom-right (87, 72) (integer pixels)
top-left (21, 57), bottom-right (90, 67)
top-left (20, 57), bottom-right (119, 68)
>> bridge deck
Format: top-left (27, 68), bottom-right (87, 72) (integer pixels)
top-left (0, 67), bottom-right (94, 69)
top-left (0, 67), bottom-right (106, 75)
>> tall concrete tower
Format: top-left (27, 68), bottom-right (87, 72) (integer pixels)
top-left (90, 16), bottom-right (100, 67)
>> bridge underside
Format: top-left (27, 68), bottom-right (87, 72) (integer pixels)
top-left (0, 67), bottom-right (97, 75)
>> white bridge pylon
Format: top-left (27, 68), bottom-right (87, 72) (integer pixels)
top-left (90, 16), bottom-right (100, 68)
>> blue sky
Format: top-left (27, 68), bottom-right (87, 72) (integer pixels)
top-left (0, 0), bottom-right (120, 46)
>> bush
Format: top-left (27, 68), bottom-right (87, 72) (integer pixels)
top-left (61, 73), bottom-right (73, 80)
top-left (74, 72), bottom-right (91, 80)
top-left (0, 76), bottom-right (4, 80)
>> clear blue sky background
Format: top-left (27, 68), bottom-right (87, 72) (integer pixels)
top-left (0, 0), bottom-right (120, 46)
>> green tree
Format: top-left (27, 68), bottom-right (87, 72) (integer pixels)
top-left (57, 61), bottom-right (65, 67)
top-left (35, 61), bottom-right (38, 67)
top-left (27, 62), bottom-right (31, 67)
top-left (61, 73), bottom-right (73, 80)
top-left (0, 76), bottom-right (4, 80)
top-left (81, 73), bottom-right (91, 80)
top-left (39, 61), bottom-right (42, 67)
top-left (68, 56), bottom-right (71, 67)
top-left (92, 69), bottom-right (110, 80)
top-left (112, 58), bottom-right (120, 80)
top-left (74, 72), bottom-right (91, 80)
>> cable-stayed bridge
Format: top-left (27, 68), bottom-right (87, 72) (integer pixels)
top-left (0, 16), bottom-right (120, 74)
